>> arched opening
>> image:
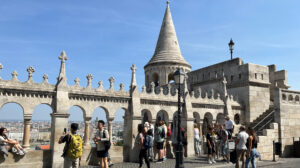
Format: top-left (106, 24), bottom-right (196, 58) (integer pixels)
top-left (202, 112), bottom-right (213, 135)
top-left (156, 110), bottom-right (169, 126)
top-left (141, 109), bottom-right (152, 124)
top-left (91, 107), bottom-right (108, 146)
top-left (68, 106), bottom-right (85, 138)
top-left (168, 73), bottom-right (175, 84)
top-left (113, 108), bottom-right (126, 146)
top-left (152, 73), bottom-right (159, 87)
top-left (288, 95), bottom-right (293, 101)
top-left (282, 94), bottom-right (286, 100)
top-left (216, 113), bottom-right (225, 125)
top-left (31, 104), bottom-right (53, 150)
top-left (0, 103), bottom-right (24, 143)
top-left (295, 95), bottom-right (300, 102)
top-left (234, 114), bottom-right (240, 125)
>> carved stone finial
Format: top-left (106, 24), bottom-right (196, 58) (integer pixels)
top-left (27, 66), bottom-right (35, 81)
top-left (109, 77), bottom-right (115, 90)
top-left (97, 81), bottom-right (104, 91)
top-left (142, 85), bottom-right (146, 93)
top-left (59, 50), bottom-right (68, 63)
top-left (131, 64), bottom-right (137, 72)
top-left (150, 82), bottom-right (155, 93)
top-left (74, 77), bottom-right (80, 85)
top-left (86, 74), bottom-right (93, 87)
top-left (130, 64), bottom-right (137, 88)
top-left (43, 74), bottom-right (48, 83)
top-left (120, 83), bottom-right (124, 91)
top-left (0, 64), bottom-right (3, 79)
top-left (11, 70), bottom-right (18, 80)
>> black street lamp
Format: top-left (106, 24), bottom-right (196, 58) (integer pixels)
top-left (174, 68), bottom-right (185, 168)
top-left (228, 38), bottom-right (235, 60)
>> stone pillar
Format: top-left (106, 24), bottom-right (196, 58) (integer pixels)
top-left (22, 114), bottom-right (32, 149)
top-left (50, 113), bottom-right (69, 168)
top-left (84, 117), bottom-right (92, 149)
top-left (186, 118), bottom-right (195, 157)
top-left (108, 117), bottom-right (114, 143)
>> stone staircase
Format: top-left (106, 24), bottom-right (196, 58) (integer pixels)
top-left (249, 106), bottom-right (275, 135)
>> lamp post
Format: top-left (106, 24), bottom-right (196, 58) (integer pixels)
top-left (174, 68), bottom-right (185, 168)
top-left (228, 38), bottom-right (235, 60)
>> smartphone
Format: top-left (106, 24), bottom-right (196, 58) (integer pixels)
top-left (64, 128), bottom-right (67, 134)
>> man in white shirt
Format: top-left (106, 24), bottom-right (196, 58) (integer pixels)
top-left (235, 126), bottom-right (249, 168)
top-left (225, 116), bottom-right (235, 139)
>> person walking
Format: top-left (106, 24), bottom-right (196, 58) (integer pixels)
top-left (138, 124), bottom-right (151, 168)
top-left (225, 116), bottom-right (235, 139)
top-left (147, 121), bottom-right (155, 161)
top-left (194, 124), bottom-right (201, 157)
top-left (155, 121), bottom-right (165, 163)
top-left (206, 126), bottom-right (216, 164)
top-left (235, 126), bottom-right (249, 168)
top-left (162, 121), bottom-right (168, 161)
top-left (93, 120), bottom-right (110, 168)
top-left (58, 123), bottom-right (83, 168)
top-left (219, 124), bottom-right (229, 163)
top-left (245, 127), bottom-right (258, 168)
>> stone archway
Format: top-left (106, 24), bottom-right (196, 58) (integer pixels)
top-left (216, 113), bottom-right (225, 125)
top-left (202, 112), bottom-right (213, 136)
top-left (156, 110), bottom-right (169, 126)
top-left (141, 109), bottom-right (152, 124)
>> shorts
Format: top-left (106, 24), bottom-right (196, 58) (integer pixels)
top-left (207, 145), bottom-right (215, 155)
top-left (156, 142), bottom-right (164, 150)
top-left (97, 150), bottom-right (108, 158)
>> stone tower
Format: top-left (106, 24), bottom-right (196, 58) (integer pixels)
top-left (144, 2), bottom-right (191, 87)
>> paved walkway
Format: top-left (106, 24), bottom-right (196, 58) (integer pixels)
top-left (81, 157), bottom-right (300, 168)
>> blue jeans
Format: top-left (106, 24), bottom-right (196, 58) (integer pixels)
top-left (194, 138), bottom-right (201, 155)
top-left (245, 148), bottom-right (257, 168)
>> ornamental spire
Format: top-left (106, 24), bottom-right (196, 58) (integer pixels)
top-left (145, 1), bottom-right (190, 68)
top-left (58, 50), bottom-right (68, 85)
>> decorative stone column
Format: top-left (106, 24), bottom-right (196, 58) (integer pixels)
top-left (84, 117), bottom-right (92, 149)
top-left (108, 117), bottom-right (114, 144)
top-left (22, 114), bottom-right (32, 149)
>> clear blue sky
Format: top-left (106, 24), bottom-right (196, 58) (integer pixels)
top-left (0, 0), bottom-right (300, 121)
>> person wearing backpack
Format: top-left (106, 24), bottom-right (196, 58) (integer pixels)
top-left (93, 120), bottom-right (110, 168)
top-left (155, 120), bottom-right (165, 163)
top-left (138, 124), bottom-right (151, 168)
top-left (59, 123), bottom-right (83, 168)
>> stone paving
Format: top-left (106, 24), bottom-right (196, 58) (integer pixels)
top-left (81, 156), bottom-right (300, 168)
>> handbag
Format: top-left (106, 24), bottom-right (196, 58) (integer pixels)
top-left (102, 130), bottom-right (111, 151)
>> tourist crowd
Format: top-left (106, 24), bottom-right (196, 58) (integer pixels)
top-left (0, 116), bottom-right (260, 168)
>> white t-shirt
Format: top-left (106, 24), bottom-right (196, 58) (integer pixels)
top-left (194, 128), bottom-right (200, 140)
top-left (0, 136), bottom-right (7, 145)
top-left (225, 119), bottom-right (234, 130)
top-left (236, 131), bottom-right (249, 150)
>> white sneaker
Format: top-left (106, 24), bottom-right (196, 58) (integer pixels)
top-left (212, 159), bottom-right (216, 163)
top-left (208, 160), bottom-right (212, 164)
top-left (17, 150), bottom-right (24, 155)
top-left (21, 149), bottom-right (27, 154)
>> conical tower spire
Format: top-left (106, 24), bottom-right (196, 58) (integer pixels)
top-left (145, 1), bottom-right (190, 68)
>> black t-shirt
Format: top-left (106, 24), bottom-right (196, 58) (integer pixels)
top-left (206, 133), bottom-right (214, 147)
top-left (61, 134), bottom-right (72, 157)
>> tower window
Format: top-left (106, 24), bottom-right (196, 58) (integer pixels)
top-left (239, 74), bottom-right (242, 79)
top-left (231, 75), bottom-right (234, 82)
top-left (255, 73), bottom-right (257, 79)
top-left (261, 74), bottom-right (264, 80)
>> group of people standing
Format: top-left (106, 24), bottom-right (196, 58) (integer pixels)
top-left (193, 116), bottom-right (259, 168)
top-left (137, 120), bottom-right (175, 168)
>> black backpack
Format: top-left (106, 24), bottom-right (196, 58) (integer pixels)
top-left (143, 135), bottom-right (153, 149)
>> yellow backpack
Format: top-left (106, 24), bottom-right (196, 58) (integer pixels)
top-left (67, 134), bottom-right (83, 159)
